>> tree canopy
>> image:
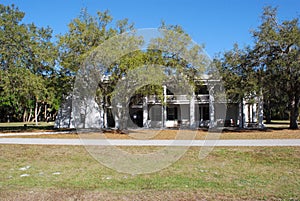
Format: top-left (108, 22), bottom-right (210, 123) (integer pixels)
top-left (216, 6), bottom-right (300, 129)
top-left (0, 4), bottom-right (58, 124)
top-left (0, 4), bottom-right (299, 129)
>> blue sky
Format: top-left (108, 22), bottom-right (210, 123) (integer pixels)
top-left (2, 0), bottom-right (300, 57)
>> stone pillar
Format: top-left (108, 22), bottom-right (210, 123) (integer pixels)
top-left (190, 93), bottom-right (196, 128)
top-left (252, 103), bottom-right (257, 123)
top-left (162, 85), bottom-right (167, 128)
top-left (244, 103), bottom-right (249, 126)
top-left (243, 100), bottom-right (247, 128)
top-left (143, 96), bottom-right (148, 128)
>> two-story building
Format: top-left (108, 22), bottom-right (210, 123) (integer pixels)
top-left (55, 75), bottom-right (262, 129)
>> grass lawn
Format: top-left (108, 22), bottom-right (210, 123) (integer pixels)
top-left (0, 122), bottom-right (56, 132)
top-left (0, 122), bottom-right (54, 127)
top-left (0, 144), bottom-right (299, 200)
top-left (0, 122), bottom-right (299, 199)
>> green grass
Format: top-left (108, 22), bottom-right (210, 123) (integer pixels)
top-left (0, 122), bottom-right (54, 127)
top-left (0, 122), bottom-right (57, 132)
top-left (0, 145), bottom-right (299, 200)
top-left (264, 119), bottom-right (300, 129)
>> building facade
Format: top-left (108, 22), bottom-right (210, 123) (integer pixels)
top-left (55, 77), bottom-right (262, 129)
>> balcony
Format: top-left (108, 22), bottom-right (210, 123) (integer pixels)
top-left (147, 94), bottom-right (210, 104)
top-left (166, 95), bottom-right (190, 104)
top-left (196, 94), bottom-right (209, 103)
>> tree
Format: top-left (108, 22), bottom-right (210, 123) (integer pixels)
top-left (107, 23), bottom-right (209, 130)
top-left (252, 6), bottom-right (300, 129)
top-left (0, 4), bottom-right (59, 123)
top-left (58, 9), bottom-right (134, 95)
top-left (217, 6), bottom-right (299, 129)
top-left (214, 44), bottom-right (263, 128)
top-left (65, 12), bottom-right (209, 130)
top-left (58, 9), bottom-right (139, 129)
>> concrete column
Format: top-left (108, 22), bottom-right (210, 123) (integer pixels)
top-left (162, 85), bottom-right (167, 128)
top-left (190, 93), bottom-right (196, 128)
top-left (252, 103), bottom-right (257, 123)
top-left (209, 87), bottom-right (215, 128)
top-left (243, 100), bottom-right (248, 128)
top-left (143, 96), bottom-right (148, 128)
top-left (244, 104), bottom-right (249, 124)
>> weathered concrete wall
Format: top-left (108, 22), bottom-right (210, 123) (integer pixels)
top-left (54, 96), bottom-right (102, 129)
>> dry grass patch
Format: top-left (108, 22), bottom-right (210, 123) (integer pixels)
top-left (1, 129), bottom-right (299, 139)
top-left (0, 145), bottom-right (299, 200)
top-left (220, 129), bottom-right (300, 139)
top-left (0, 189), bottom-right (268, 201)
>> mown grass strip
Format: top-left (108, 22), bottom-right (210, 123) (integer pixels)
top-left (0, 145), bottom-right (299, 200)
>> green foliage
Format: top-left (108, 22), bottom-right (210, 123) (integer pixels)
top-left (150, 22), bottom-right (207, 82)
top-left (214, 44), bottom-right (259, 103)
top-left (58, 9), bottom-right (120, 93)
top-left (216, 6), bottom-right (300, 129)
top-left (1, 3), bottom-right (298, 129)
top-left (252, 6), bottom-right (300, 128)
top-left (0, 4), bottom-right (59, 123)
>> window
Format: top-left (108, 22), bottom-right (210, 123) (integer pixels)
top-left (195, 85), bottom-right (209, 95)
top-left (167, 107), bottom-right (178, 120)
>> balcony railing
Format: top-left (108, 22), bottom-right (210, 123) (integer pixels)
top-left (196, 94), bottom-right (209, 102)
top-left (166, 95), bottom-right (189, 103)
top-left (147, 94), bottom-right (210, 104)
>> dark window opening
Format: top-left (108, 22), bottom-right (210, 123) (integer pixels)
top-left (167, 107), bottom-right (178, 120)
top-left (195, 85), bottom-right (209, 95)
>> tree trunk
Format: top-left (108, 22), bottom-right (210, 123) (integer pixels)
top-left (23, 109), bottom-right (27, 122)
top-left (53, 111), bottom-right (58, 121)
top-left (34, 98), bottom-right (39, 126)
top-left (257, 94), bottom-right (264, 128)
top-left (289, 95), bottom-right (299, 129)
top-left (44, 103), bottom-right (47, 121)
top-left (265, 100), bottom-right (272, 124)
top-left (119, 101), bottom-right (128, 131)
top-left (37, 104), bottom-right (42, 119)
top-left (103, 96), bottom-right (108, 128)
top-left (28, 108), bottom-right (32, 122)
top-left (238, 97), bottom-right (245, 128)
top-left (103, 107), bottom-right (107, 128)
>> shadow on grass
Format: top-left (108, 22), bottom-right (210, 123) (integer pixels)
top-left (222, 127), bottom-right (300, 133)
top-left (0, 121), bottom-right (298, 133)
top-left (0, 124), bottom-right (75, 133)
